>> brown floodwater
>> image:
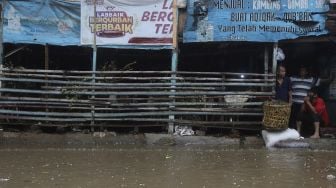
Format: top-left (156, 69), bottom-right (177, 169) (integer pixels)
top-left (0, 147), bottom-right (335, 188)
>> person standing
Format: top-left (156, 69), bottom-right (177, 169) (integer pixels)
top-left (289, 66), bottom-right (318, 129)
top-left (275, 64), bottom-right (292, 103)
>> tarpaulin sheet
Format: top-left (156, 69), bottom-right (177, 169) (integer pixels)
top-left (183, 0), bottom-right (329, 42)
top-left (4, 0), bottom-right (81, 45)
top-left (3, 0), bottom-right (172, 49)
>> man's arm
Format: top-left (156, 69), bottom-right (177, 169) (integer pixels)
top-left (300, 103), bottom-right (305, 112)
top-left (288, 90), bottom-right (292, 104)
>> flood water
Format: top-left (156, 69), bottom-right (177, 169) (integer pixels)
top-left (0, 147), bottom-right (335, 188)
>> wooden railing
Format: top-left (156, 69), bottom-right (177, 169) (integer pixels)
top-left (0, 68), bottom-right (275, 130)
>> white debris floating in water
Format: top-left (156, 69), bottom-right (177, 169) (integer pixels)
top-left (327, 174), bottom-right (336, 180)
top-left (0, 178), bottom-right (10, 182)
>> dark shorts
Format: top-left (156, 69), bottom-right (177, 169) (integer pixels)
top-left (289, 103), bottom-right (302, 128)
top-left (297, 111), bottom-right (323, 137)
top-left (297, 111), bottom-right (321, 124)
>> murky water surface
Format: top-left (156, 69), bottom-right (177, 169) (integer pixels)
top-left (0, 147), bottom-right (335, 188)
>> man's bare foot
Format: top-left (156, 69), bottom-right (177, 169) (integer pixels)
top-left (310, 134), bottom-right (320, 139)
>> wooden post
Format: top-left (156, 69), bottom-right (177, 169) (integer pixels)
top-left (45, 45), bottom-right (49, 70)
top-left (264, 46), bottom-right (269, 75)
top-left (45, 44), bottom-right (49, 115)
top-left (44, 44), bottom-right (49, 85)
top-left (91, 0), bottom-right (97, 130)
top-left (272, 43), bottom-right (278, 74)
top-left (0, 1), bottom-right (4, 96)
top-left (263, 46), bottom-right (269, 91)
top-left (169, 0), bottom-right (179, 134)
top-left (0, 1), bottom-right (3, 131)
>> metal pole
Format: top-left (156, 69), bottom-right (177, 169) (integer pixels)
top-left (169, 0), bottom-right (179, 134)
top-left (91, 0), bottom-right (97, 128)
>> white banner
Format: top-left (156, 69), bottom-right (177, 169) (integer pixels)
top-left (80, 0), bottom-right (173, 46)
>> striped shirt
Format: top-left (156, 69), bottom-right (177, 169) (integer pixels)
top-left (290, 76), bottom-right (319, 104)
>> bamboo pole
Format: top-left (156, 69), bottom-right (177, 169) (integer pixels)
top-left (0, 115), bottom-right (263, 126)
top-left (0, 72), bottom-right (276, 80)
top-left (0, 115), bottom-right (264, 127)
top-left (0, 88), bottom-right (274, 96)
top-left (0, 77), bottom-right (276, 86)
top-left (0, 95), bottom-right (264, 103)
top-left (4, 45), bottom-right (27, 58)
top-left (0, 101), bottom-right (264, 112)
top-left (0, 98), bottom-right (264, 107)
top-left (0, 68), bottom-right (276, 76)
top-left (0, 109), bottom-right (263, 117)
top-left (0, 74), bottom-right (276, 83)
top-left (41, 86), bottom-right (221, 90)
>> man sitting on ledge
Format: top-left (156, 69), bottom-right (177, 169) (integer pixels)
top-left (296, 87), bottom-right (329, 138)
